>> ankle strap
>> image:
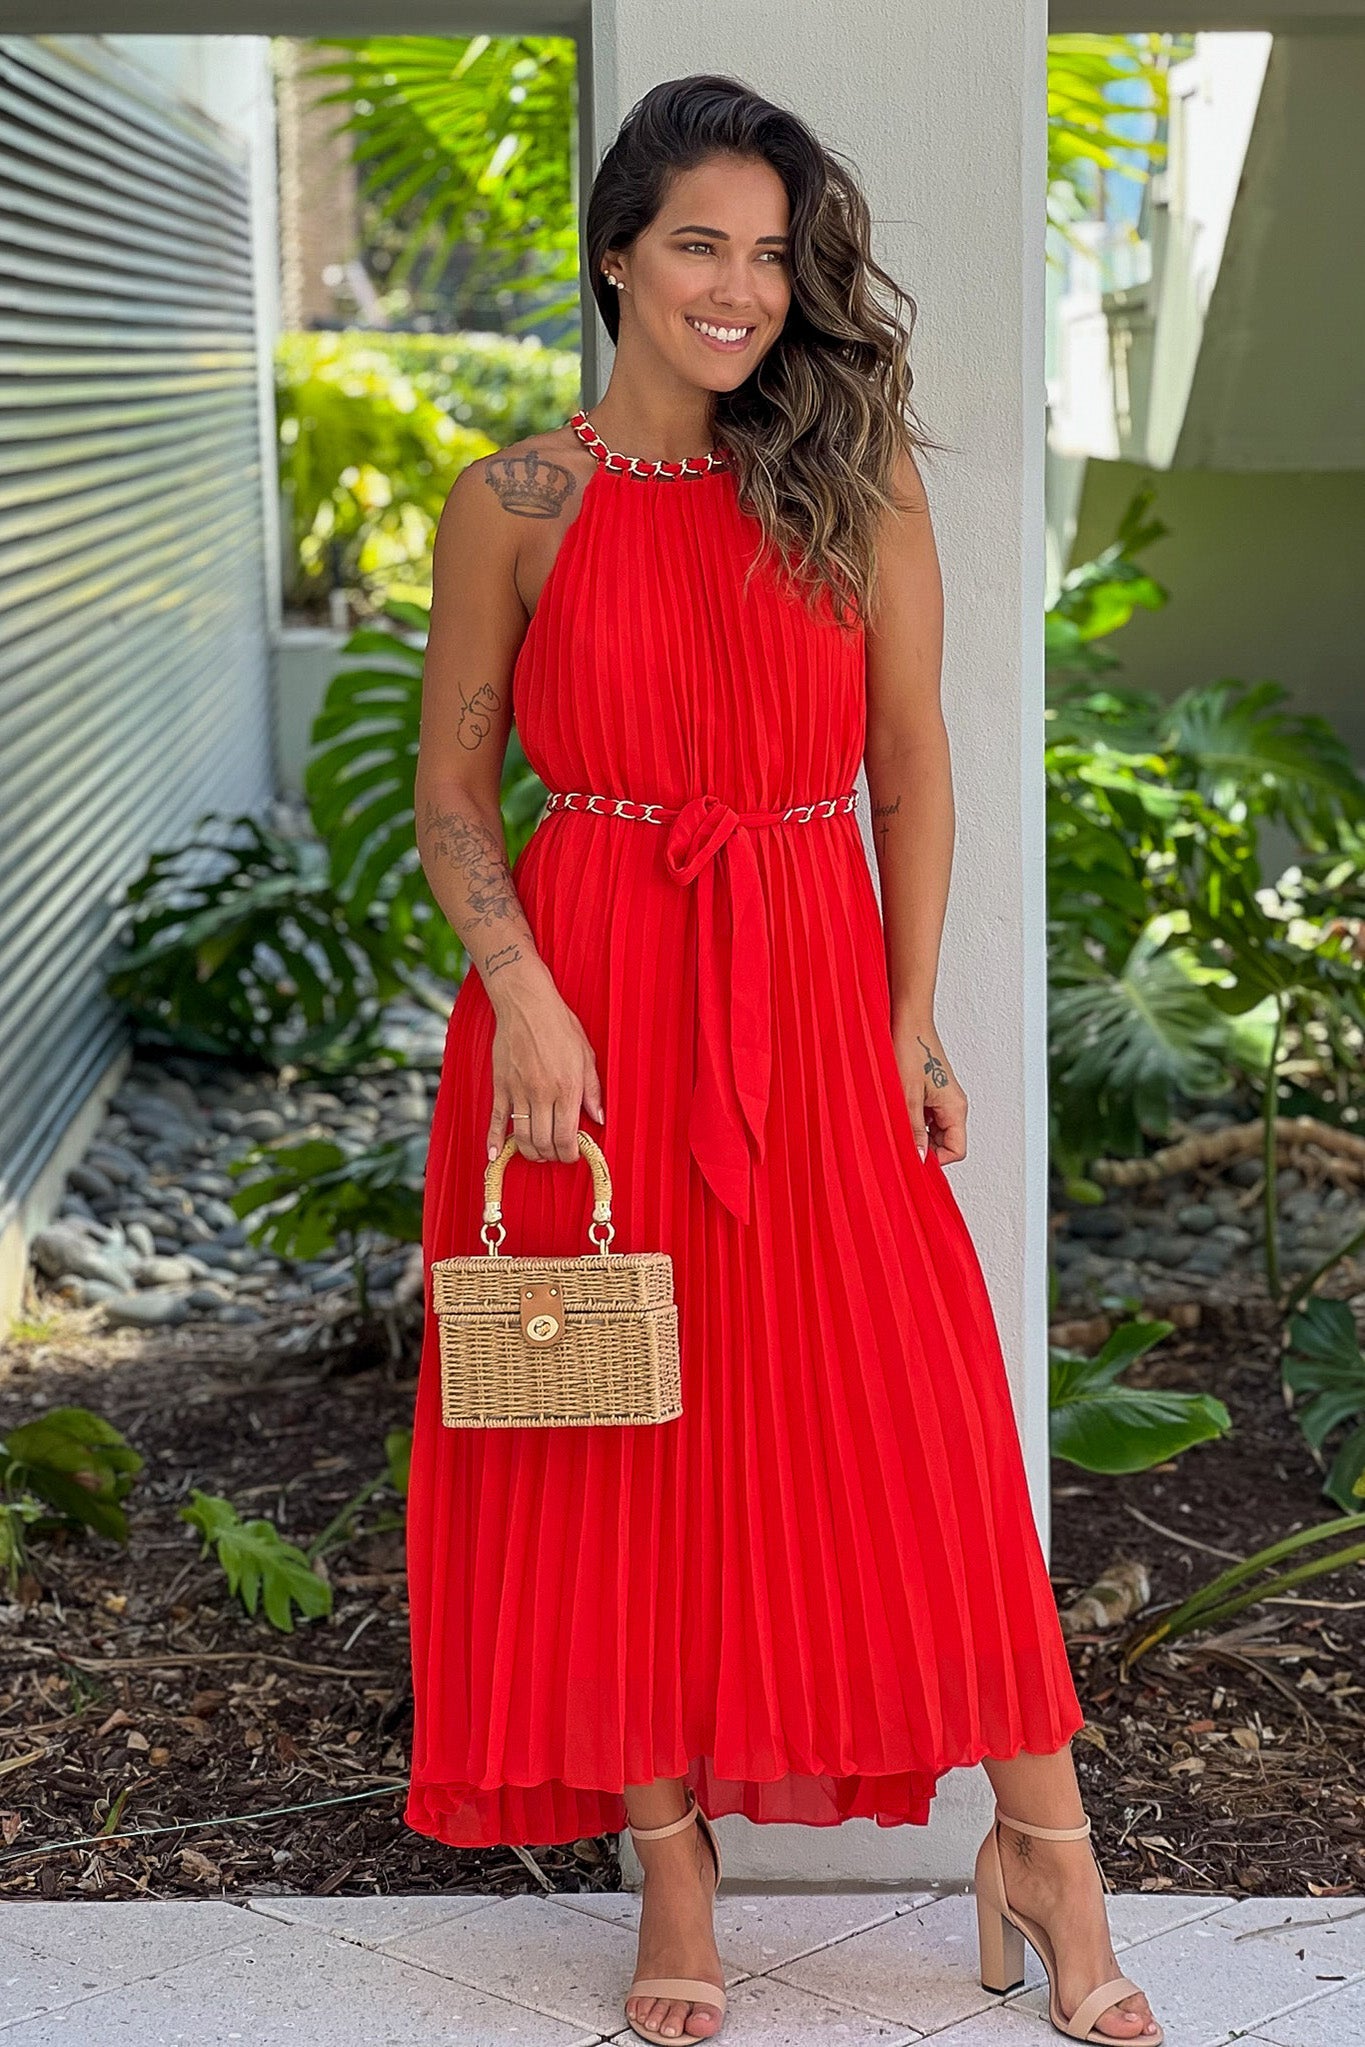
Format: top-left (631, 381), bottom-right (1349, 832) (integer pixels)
top-left (628, 1791), bottom-right (700, 1842)
top-left (995, 1806), bottom-right (1092, 1841)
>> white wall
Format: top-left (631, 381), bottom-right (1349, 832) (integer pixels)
top-left (593, 0), bottom-right (1050, 1886)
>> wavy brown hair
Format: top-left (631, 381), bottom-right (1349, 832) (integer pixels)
top-left (585, 73), bottom-right (938, 633)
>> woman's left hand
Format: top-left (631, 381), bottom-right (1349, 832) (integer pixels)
top-left (892, 1014), bottom-right (968, 1164)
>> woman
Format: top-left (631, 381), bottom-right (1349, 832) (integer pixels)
top-left (406, 71), bottom-right (1163, 2047)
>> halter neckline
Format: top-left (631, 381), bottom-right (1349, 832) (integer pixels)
top-left (567, 408), bottom-right (729, 479)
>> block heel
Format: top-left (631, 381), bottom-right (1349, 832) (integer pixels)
top-left (976, 1882), bottom-right (1026, 1994)
top-left (972, 1807), bottom-right (1164, 2043)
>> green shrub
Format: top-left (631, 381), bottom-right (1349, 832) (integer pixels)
top-left (1045, 490), bottom-right (1365, 1183)
top-left (276, 328), bottom-right (578, 613)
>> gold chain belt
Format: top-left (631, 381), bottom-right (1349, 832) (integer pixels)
top-left (542, 787), bottom-right (858, 827)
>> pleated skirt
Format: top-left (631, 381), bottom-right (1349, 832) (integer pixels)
top-left (403, 806), bottom-right (1085, 1847)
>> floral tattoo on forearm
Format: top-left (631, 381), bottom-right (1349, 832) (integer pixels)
top-left (420, 798), bottom-right (529, 981)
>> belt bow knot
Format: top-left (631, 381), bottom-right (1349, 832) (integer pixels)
top-left (662, 793), bottom-right (770, 1225)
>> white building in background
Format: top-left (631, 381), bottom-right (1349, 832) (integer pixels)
top-left (0, 33), bottom-right (280, 1327)
top-left (1047, 16), bottom-right (1365, 765)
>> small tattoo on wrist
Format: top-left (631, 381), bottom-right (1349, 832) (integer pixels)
top-left (918, 1034), bottom-right (948, 1088)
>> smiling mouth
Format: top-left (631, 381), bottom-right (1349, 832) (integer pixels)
top-left (685, 315), bottom-right (756, 350)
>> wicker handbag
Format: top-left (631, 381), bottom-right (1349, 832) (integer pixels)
top-left (429, 1129), bottom-right (682, 1428)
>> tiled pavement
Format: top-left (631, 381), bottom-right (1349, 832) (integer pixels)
top-left (1, 1887), bottom-right (1362, 2044)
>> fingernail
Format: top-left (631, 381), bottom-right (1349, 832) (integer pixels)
top-left (487, 1144), bottom-right (497, 1161)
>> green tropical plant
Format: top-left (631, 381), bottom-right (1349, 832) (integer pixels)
top-left (1047, 34), bottom-right (1172, 239)
top-left (179, 1489), bottom-right (334, 1633)
top-left (0, 1407), bottom-right (143, 1592)
top-left (306, 35), bottom-right (579, 329)
top-left (1046, 492), bottom-right (1171, 684)
top-left (1044, 492), bottom-right (1365, 1192)
top-left (1121, 1492), bottom-right (1365, 1670)
top-left (1180, 806), bottom-right (1365, 1304)
top-left (1049, 1316), bottom-right (1231, 1472)
top-left (1282, 1297), bottom-right (1365, 1511)
top-left (1, 1407), bottom-right (143, 1544)
top-left (1048, 918), bottom-right (1238, 1173)
top-left (106, 814), bottom-right (431, 1072)
top-left (228, 1133), bottom-right (425, 1310)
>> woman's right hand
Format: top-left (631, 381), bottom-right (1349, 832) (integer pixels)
top-left (486, 980), bottom-right (605, 1165)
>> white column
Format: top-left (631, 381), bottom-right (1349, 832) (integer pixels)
top-left (594, 1), bottom-right (1051, 1885)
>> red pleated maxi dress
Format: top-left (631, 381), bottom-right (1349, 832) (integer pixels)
top-left (404, 428), bottom-right (1084, 1849)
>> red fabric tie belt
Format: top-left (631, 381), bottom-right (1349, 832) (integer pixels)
top-left (541, 786), bottom-right (860, 1225)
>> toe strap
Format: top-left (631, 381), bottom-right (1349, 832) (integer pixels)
top-left (627, 1977), bottom-right (727, 2012)
top-left (1065, 1974), bottom-right (1146, 2040)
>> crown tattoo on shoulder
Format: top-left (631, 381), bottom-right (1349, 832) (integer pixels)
top-left (484, 450), bottom-right (576, 520)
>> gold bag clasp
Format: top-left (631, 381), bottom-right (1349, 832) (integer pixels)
top-left (520, 1279), bottom-right (564, 1347)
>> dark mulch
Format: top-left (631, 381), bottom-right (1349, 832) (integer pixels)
top-left (1049, 1291), bottom-right (1365, 1901)
top-left (0, 1305), bottom-right (620, 1904)
top-left (2, 1281), bottom-right (1361, 1902)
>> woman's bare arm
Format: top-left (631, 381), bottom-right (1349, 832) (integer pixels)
top-left (414, 455), bottom-right (604, 1163)
top-left (415, 459), bottom-right (550, 997)
top-left (863, 446), bottom-right (967, 1162)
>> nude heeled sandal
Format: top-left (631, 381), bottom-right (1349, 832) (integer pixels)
top-left (624, 1789), bottom-right (727, 2045)
top-left (974, 1808), bottom-right (1164, 2045)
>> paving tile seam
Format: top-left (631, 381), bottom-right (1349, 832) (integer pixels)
top-left (0, 1922), bottom-right (626, 2045)
top-left (0, 1931), bottom-right (262, 2035)
top-left (1204, 1962), bottom-right (1365, 2046)
top-left (238, 1894), bottom-right (501, 1950)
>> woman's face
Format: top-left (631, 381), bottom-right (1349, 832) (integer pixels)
top-left (607, 154), bottom-right (793, 391)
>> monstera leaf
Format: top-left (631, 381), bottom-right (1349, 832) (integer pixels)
top-left (1164, 679), bottom-right (1365, 849)
top-left (1049, 921), bottom-right (1236, 1167)
top-left (1283, 1297), bottom-right (1365, 1513)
